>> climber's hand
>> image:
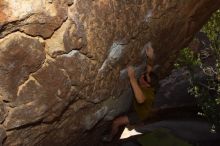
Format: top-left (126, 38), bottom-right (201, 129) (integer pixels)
top-left (127, 66), bottom-right (136, 79)
top-left (146, 46), bottom-right (154, 60)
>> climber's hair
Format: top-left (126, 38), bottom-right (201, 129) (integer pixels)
top-left (149, 72), bottom-right (159, 89)
top-left (144, 71), bottom-right (159, 90)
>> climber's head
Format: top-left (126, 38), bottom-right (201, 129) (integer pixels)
top-left (140, 71), bottom-right (159, 88)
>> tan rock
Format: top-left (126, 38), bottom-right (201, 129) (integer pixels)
top-left (0, 126), bottom-right (6, 145)
top-left (0, 0), bottom-right (68, 38)
top-left (0, 102), bottom-right (7, 123)
top-left (0, 32), bottom-right (45, 102)
top-left (0, 0), bottom-right (220, 145)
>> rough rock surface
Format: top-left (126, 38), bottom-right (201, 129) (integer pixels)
top-left (154, 68), bottom-right (196, 109)
top-left (0, 0), bottom-right (220, 146)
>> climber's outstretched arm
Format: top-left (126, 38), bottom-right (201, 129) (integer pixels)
top-left (127, 66), bottom-right (146, 104)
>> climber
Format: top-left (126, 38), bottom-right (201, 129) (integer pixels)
top-left (101, 43), bottom-right (158, 142)
top-left (102, 65), bottom-right (159, 142)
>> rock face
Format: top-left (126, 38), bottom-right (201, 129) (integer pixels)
top-left (154, 68), bottom-right (196, 109)
top-left (0, 0), bottom-right (220, 146)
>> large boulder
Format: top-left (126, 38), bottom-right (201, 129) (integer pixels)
top-left (0, 0), bottom-right (220, 146)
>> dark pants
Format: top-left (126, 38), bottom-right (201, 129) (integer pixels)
top-left (121, 140), bottom-right (142, 146)
top-left (127, 112), bottom-right (142, 125)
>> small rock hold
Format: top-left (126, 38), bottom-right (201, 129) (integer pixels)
top-left (47, 0), bottom-right (53, 4)
top-left (67, 0), bottom-right (74, 6)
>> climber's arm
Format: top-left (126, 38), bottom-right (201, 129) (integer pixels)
top-left (127, 66), bottom-right (146, 104)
